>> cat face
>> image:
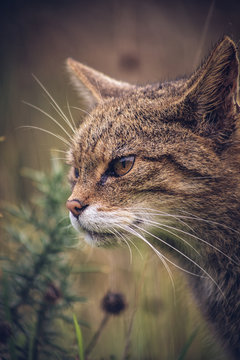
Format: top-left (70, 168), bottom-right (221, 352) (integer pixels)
top-left (66, 36), bottom-right (239, 247)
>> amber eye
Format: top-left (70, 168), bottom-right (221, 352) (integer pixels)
top-left (112, 156), bottom-right (135, 177)
top-left (74, 167), bottom-right (79, 179)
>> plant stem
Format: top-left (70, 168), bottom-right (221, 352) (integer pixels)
top-left (85, 313), bottom-right (110, 358)
top-left (121, 309), bottom-right (136, 360)
top-left (29, 300), bottom-right (48, 360)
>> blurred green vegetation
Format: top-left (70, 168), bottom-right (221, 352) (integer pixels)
top-left (0, 159), bottom-right (87, 359)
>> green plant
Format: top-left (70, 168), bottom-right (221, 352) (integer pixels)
top-left (0, 158), bottom-right (86, 360)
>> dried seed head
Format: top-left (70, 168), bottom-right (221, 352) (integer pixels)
top-left (101, 291), bottom-right (127, 316)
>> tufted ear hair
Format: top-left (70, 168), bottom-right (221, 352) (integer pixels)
top-left (66, 58), bottom-right (135, 110)
top-left (182, 36), bottom-right (239, 143)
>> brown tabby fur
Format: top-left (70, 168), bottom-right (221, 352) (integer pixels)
top-left (66, 36), bottom-right (240, 359)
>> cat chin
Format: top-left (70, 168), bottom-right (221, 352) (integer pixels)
top-left (84, 231), bottom-right (116, 248)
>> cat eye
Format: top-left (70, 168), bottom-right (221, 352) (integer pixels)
top-left (74, 167), bottom-right (80, 179)
top-left (112, 156), bottom-right (135, 177)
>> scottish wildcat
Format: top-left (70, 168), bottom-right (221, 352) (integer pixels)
top-left (66, 37), bottom-right (240, 359)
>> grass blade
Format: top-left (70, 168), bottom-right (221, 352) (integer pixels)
top-left (177, 328), bottom-right (198, 360)
top-left (73, 314), bottom-right (84, 360)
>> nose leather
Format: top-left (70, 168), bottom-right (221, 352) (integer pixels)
top-left (66, 199), bottom-right (88, 218)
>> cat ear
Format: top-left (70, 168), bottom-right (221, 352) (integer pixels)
top-left (183, 36), bottom-right (239, 143)
top-left (66, 58), bottom-right (134, 110)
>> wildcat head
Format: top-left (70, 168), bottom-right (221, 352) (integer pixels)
top-left (66, 36), bottom-right (239, 248)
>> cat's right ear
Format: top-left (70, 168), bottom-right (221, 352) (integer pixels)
top-left (66, 58), bottom-right (134, 110)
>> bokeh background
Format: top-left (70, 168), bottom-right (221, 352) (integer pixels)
top-left (1, 0), bottom-right (240, 358)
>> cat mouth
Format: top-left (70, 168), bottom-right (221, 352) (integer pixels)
top-left (69, 210), bottom-right (143, 246)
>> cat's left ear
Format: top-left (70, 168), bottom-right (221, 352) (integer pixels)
top-left (182, 36), bottom-right (239, 143)
top-left (66, 58), bottom-right (134, 110)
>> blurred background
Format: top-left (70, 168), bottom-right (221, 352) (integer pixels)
top-left (0, 0), bottom-right (240, 358)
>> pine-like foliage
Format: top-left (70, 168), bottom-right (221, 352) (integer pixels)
top-left (0, 159), bottom-right (85, 360)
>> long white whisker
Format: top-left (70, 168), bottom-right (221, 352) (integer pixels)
top-left (51, 149), bottom-right (68, 154)
top-left (19, 125), bottom-right (70, 146)
top-left (129, 207), bottom-right (195, 232)
top-left (135, 217), bottom-right (200, 256)
top-left (177, 209), bottom-right (240, 235)
top-left (120, 224), bottom-right (204, 278)
top-left (128, 206), bottom-right (240, 236)
top-left (23, 101), bottom-right (73, 140)
top-left (130, 206), bottom-right (239, 265)
top-left (32, 74), bottom-right (75, 133)
top-left (49, 100), bottom-right (75, 133)
top-left (113, 227), bottom-right (143, 259)
top-left (66, 99), bottom-right (77, 131)
top-left (123, 234), bottom-right (144, 260)
top-left (62, 224), bottom-right (75, 231)
top-left (146, 219), bottom-right (239, 266)
top-left (132, 223), bottom-right (224, 297)
top-left (51, 157), bottom-right (66, 161)
top-left (117, 224), bottom-right (176, 295)
top-left (70, 106), bottom-right (94, 120)
top-left (111, 228), bottom-right (133, 264)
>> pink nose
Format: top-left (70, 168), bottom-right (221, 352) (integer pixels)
top-left (66, 199), bottom-right (88, 218)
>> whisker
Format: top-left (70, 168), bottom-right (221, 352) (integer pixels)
top-left (144, 219), bottom-right (237, 265)
top-left (177, 209), bottom-right (240, 235)
top-left (23, 101), bottom-right (73, 140)
top-left (49, 100), bottom-right (75, 133)
top-left (132, 223), bottom-right (224, 297)
top-left (51, 157), bottom-right (66, 161)
top-left (135, 217), bottom-right (200, 256)
top-left (117, 224), bottom-right (176, 297)
top-left (127, 207), bottom-right (239, 266)
top-left (113, 228), bottom-right (143, 259)
top-left (32, 74), bottom-right (75, 133)
top-left (70, 106), bottom-right (94, 120)
top-left (51, 149), bottom-right (68, 154)
top-left (57, 215), bottom-right (70, 225)
top-left (111, 228), bottom-right (133, 264)
top-left (123, 233), bottom-right (144, 260)
top-left (125, 207), bottom-right (195, 233)
top-left (121, 224), bottom-right (203, 277)
top-left (19, 125), bottom-right (70, 146)
top-left (150, 220), bottom-right (240, 266)
top-left (66, 98), bottom-right (77, 131)
top-left (62, 224), bottom-right (74, 231)
top-left (111, 223), bottom-right (143, 259)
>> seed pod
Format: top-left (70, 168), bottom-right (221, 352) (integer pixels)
top-left (101, 291), bottom-right (127, 316)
